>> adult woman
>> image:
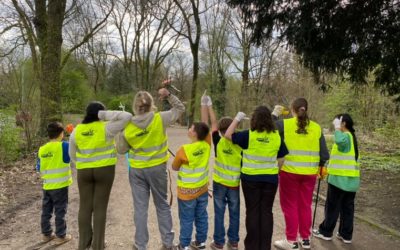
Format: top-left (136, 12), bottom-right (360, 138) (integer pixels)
top-left (224, 106), bottom-right (288, 250)
top-left (69, 101), bottom-right (132, 250)
top-left (116, 88), bottom-right (185, 250)
top-left (313, 114), bottom-right (360, 244)
top-left (274, 98), bottom-right (329, 250)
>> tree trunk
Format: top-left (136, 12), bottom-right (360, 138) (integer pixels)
top-left (188, 44), bottom-right (199, 126)
top-left (39, 0), bottom-right (67, 135)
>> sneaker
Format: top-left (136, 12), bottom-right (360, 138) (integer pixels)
top-left (161, 243), bottom-right (180, 250)
top-left (273, 239), bottom-right (299, 249)
top-left (312, 229), bottom-right (332, 241)
top-left (300, 239), bottom-right (311, 249)
top-left (179, 245), bottom-right (190, 250)
top-left (336, 232), bottom-right (352, 244)
top-left (190, 240), bottom-right (206, 249)
top-left (227, 241), bottom-right (239, 250)
top-left (210, 241), bottom-right (223, 250)
top-left (54, 234), bottom-right (72, 245)
top-left (42, 233), bottom-right (55, 243)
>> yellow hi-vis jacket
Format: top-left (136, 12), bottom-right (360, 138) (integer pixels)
top-left (282, 118), bottom-right (321, 175)
top-left (328, 132), bottom-right (359, 177)
top-left (177, 140), bottom-right (210, 189)
top-left (125, 113), bottom-right (169, 168)
top-left (213, 137), bottom-right (242, 187)
top-left (75, 121), bottom-right (117, 169)
top-left (39, 141), bottom-right (72, 190)
top-left (242, 130), bottom-right (281, 175)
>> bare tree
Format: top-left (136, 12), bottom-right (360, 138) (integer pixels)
top-left (1, 0), bottom-right (114, 134)
top-left (107, 0), bottom-right (180, 91)
top-left (169, 0), bottom-right (203, 125)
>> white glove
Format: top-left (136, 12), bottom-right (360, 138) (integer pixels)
top-left (234, 112), bottom-right (246, 122)
top-left (201, 95), bottom-right (211, 106)
top-left (333, 116), bottom-right (343, 130)
top-left (272, 105), bottom-right (284, 117)
top-left (207, 96), bottom-right (212, 106)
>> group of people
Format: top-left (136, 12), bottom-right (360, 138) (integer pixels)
top-left (36, 86), bottom-right (360, 250)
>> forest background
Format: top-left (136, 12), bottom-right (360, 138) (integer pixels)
top-left (0, 0), bottom-right (399, 234)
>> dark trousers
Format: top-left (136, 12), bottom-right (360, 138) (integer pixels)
top-left (77, 166), bottom-right (115, 250)
top-left (41, 186), bottom-right (69, 237)
top-left (318, 183), bottom-right (356, 240)
top-left (242, 180), bottom-right (277, 250)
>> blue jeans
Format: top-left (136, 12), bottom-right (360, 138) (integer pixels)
top-left (213, 181), bottom-right (240, 246)
top-left (178, 192), bottom-right (209, 247)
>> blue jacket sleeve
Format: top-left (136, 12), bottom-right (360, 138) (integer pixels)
top-left (62, 141), bottom-right (71, 163)
top-left (231, 130), bottom-right (249, 149)
top-left (36, 157), bottom-right (40, 172)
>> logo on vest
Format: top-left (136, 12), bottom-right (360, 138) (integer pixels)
top-left (41, 152), bottom-right (53, 158)
top-left (81, 129), bottom-right (94, 136)
top-left (222, 148), bottom-right (233, 155)
top-left (136, 129), bottom-right (149, 137)
top-left (256, 137), bottom-right (270, 143)
top-left (193, 149), bottom-right (204, 157)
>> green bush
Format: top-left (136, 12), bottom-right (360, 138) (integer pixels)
top-left (0, 110), bottom-right (23, 164)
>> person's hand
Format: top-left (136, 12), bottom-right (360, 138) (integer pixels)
top-left (318, 166), bottom-right (328, 180)
top-left (234, 112), bottom-right (246, 122)
top-left (158, 87), bottom-right (170, 100)
top-left (333, 116), bottom-right (343, 130)
top-left (272, 105), bottom-right (289, 117)
top-left (201, 95), bottom-right (211, 106)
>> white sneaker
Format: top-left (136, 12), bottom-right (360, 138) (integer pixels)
top-left (312, 229), bottom-right (332, 241)
top-left (273, 239), bottom-right (299, 249)
top-left (336, 232), bottom-right (352, 244)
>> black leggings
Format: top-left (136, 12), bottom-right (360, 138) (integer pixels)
top-left (77, 165), bottom-right (115, 250)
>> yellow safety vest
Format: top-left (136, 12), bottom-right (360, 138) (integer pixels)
top-left (75, 121), bottom-right (117, 169)
top-left (328, 132), bottom-right (359, 177)
top-left (282, 118), bottom-right (321, 175)
top-left (213, 137), bottom-right (242, 187)
top-left (177, 141), bottom-right (210, 189)
top-left (39, 141), bottom-right (72, 190)
top-left (242, 130), bottom-right (281, 175)
top-left (125, 113), bottom-right (169, 168)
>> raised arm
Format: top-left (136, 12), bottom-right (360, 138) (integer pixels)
top-left (224, 112), bottom-right (246, 140)
top-left (159, 88), bottom-right (185, 127)
top-left (208, 105), bottom-right (218, 132)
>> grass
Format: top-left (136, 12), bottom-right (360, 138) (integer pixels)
top-left (325, 132), bottom-right (400, 172)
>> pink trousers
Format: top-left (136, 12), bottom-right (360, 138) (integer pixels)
top-left (279, 170), bottom-right (317, 241)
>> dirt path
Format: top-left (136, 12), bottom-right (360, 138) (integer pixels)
top-left (0, 127), bottom-right (399, 249)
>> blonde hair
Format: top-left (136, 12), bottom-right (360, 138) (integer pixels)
top-left (133, 91), bottom-right (157, 115)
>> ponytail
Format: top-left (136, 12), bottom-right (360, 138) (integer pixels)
top-left (336, 113), bottom-right (359, 160)
top-left (291, 98), bottom-right (309, 134)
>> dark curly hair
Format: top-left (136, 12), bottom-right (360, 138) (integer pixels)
top-left (250, 106), bottom-right (276, 133)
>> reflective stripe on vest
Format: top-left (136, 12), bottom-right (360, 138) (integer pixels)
top-left (241, 130), bottom-right (281, 175)
top-left (282, 118), bottom-right (321, 175)
top-left (75, 121), bottom-right (117, 169)
top-left (177, 141), bottom-right (210, 189)
top-left (213, 137), bottom-right (242, 187)
top-left (39, 141), bottom-right (72, 190)
top-left (125, 113), bottom-right (169, 168)
top-left (328, 132), bottom-right (359, 177)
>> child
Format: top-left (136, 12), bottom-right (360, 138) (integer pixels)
top-left (37, 122), bottom-right (72, 244)
top-left (172, 122), bottom-right (211, 250)
top-left (200, 94), bottom-right (241, 250)
top-left (313, 114), bottom-right (359, 244)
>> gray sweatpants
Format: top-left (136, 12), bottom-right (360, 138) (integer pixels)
top-left (129, 163), bottom-right (175, 250)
